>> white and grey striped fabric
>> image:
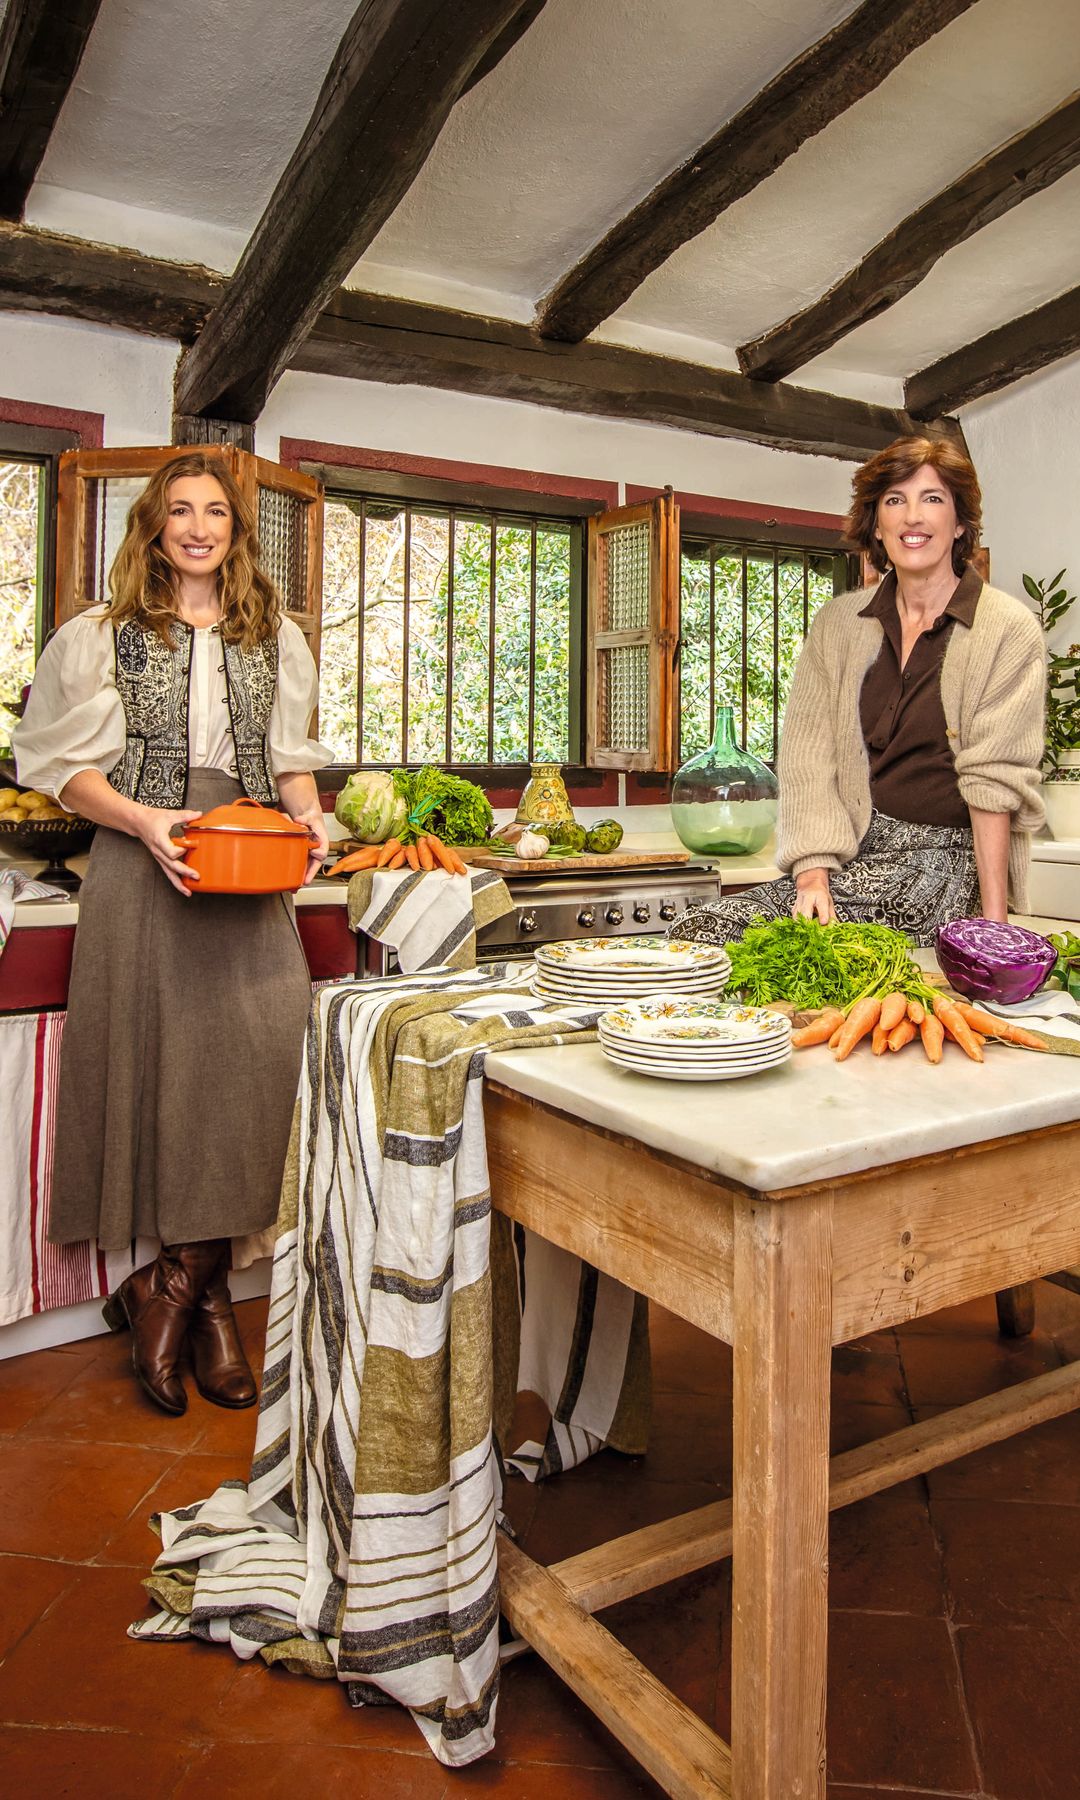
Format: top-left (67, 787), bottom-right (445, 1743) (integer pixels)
top-left (131, 962), bottom-right (648, 1767)
top-left (346, 866), bottom-right (514, 972)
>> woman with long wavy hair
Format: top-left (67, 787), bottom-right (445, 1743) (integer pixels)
top-left (14, 452), bottom-right (331, 1414)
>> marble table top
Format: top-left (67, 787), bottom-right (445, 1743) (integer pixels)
top-left (484, 1026), bottom-right (1080, 1192)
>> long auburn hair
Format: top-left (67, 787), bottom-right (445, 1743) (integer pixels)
top-left (104, 452), bottom-right (281, 649)
top-left (845, 435), bottom-right (983, 577)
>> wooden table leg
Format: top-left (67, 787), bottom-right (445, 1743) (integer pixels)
top-left (732, 1192), bottom-right (832, 1800)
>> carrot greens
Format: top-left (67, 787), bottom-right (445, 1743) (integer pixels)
top-left (724, 915), bottom-right (937, 1012)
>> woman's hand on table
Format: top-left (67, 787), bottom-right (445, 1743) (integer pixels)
top-left (129, 806), bottom-right (204, 895)
top-left (792, 868), bottom-right (836, 925)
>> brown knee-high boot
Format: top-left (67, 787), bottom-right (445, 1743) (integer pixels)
top-left (102, 1240), bottom-right (222, 1414)
top-left (187, 1243), bottom-right (257, 1409)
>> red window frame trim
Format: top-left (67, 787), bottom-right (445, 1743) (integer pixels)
top-left (0, 397), bottom-right (104, 447)
top-left (279, 438), bottom-right (619, 509)
top-left (625, 485), bottom-right (846, 534)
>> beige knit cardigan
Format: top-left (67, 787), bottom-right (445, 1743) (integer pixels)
top-left (775, 581), bottom-right (1046, 912)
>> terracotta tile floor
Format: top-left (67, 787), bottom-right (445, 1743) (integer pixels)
top-left (2, 1283), bottom-right (1079, 1799)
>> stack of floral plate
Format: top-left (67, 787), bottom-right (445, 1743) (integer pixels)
top-left (532, 935), bottom-right (731, 1005)
top-left (597, 997), bottom-right (792, 1082)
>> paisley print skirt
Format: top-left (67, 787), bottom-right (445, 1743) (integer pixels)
top-left (671, 810), bottom-right (980, 950)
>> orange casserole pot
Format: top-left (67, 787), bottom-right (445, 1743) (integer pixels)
top-left (178, 797), bottom-right (313, 894)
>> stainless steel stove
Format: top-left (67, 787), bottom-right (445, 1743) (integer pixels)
top-left (360, 860), bottom-right (723, 975)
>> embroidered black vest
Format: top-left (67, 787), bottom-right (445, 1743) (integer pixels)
top-left (107, 621), bottom-right (279, 807)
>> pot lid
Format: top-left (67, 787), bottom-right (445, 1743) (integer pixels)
top-left (185, 797), bottom-right (310, 837)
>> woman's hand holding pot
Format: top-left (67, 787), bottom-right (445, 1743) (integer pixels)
top-left (135, 807), bottom-right (204, 895)
top-left (289, 804), bottom-right (330, 886)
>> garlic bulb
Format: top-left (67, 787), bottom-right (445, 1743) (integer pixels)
top-left (515, 829), bottom-right (550, 860)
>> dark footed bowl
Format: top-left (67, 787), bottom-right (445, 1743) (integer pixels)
top-left (0, 814), bottom-right (97, 890)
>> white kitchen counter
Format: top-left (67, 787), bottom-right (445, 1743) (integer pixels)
top-left (484, 1023), bottom-right (1080, 1194)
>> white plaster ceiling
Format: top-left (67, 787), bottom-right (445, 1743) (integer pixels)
top-left (35, 0), bottom-right (363, 230)
top-left (24, 0), bottom-right (1080, 396)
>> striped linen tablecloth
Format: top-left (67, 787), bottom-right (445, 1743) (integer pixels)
top-left (132, 962), bottom-right (649, 1767)
top-left (0, 1011), bottom-right (149, 1326)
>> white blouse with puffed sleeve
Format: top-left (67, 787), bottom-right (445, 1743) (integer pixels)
top-left (12, 607), bottom-right (332, 803)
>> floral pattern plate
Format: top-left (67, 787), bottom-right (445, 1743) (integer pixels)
top-left (600, 1045), bottom-right (792, 1082)
top-left (598, 998), bottom-right (791, 1048)
top-left (537, 936), bottom-right (730, 971)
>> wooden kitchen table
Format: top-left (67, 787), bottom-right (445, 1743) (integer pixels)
top-left (481, 1036), bottom-right (1080, 1799)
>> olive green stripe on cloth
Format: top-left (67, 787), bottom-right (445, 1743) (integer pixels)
top-left (346, 866), bottom-right (514, 973)
top-left (129, 962), bottom-right (650, 1769)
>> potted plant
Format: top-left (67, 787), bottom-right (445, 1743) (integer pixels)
top-left (1025, 568), bottom-right (1080, 838)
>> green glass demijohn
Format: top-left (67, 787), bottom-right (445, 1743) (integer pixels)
top-left (671, 704), bottom-right (778, 855)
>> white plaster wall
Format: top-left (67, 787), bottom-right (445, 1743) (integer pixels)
top-left (962, 349), bottom-right (1080, 620)
top-left (258, 369), bottom-right (857, 513)
top-left (0, 312), bottom-right (176, 445)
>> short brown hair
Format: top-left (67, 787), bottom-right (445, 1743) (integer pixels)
top-left (845, 435), bottom-right (982, 576)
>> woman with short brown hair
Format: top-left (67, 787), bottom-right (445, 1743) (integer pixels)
top-left (673, 434), bottom-right (1044, 948)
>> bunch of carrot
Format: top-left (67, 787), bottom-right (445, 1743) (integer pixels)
top-left (331, 834), bottom-right (469, 878)
top-left (792, 992), bottom-right (1048, 1063)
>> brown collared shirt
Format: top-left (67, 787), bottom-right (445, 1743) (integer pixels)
top-left (857, 565), bottom-right (982, 829)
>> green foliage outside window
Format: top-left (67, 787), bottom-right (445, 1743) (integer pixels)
top-left (0, 459), bottom-right (40, 758)
top-left (680, 545), bottom-right (835, 762)
top-left (319, 498), bottom-right (573, 766)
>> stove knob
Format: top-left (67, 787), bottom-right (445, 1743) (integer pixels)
top-left (633, 902), bottom-right (651, 924)
top-left (577, 905), bottom-right (596, 927)
top-left (659, 901), bottom-right (677, 922)
top-left (605, 903), bottom-right (624, 926)
top-left (519, 909), bottom-right (539, 935)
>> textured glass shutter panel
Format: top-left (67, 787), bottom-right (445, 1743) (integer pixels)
top-left (586, 492), bottom-right (678, 772)
top-left (251, 456), bottom-right (324, 668)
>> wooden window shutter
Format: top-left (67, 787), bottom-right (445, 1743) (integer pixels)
top-left (586, 490), bottom-right (679, 771)
top-left (54, 446), bottom-right (324, 656)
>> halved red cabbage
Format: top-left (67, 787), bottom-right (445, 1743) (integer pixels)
top-left (935, 917), bottom-right (1056, 1005)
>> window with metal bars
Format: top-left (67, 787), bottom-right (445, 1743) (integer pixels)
top-left (679, 538), bottom-right (852, 765)
top-left (320, 491), bottom-right (583, 768)
top-left (0, 423), bottom-right (76, 755)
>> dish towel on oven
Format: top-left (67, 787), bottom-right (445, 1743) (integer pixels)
top-left (131, 962), bottom-right (649, 1768)
top-left (345, 865), bottom-right (514, 972)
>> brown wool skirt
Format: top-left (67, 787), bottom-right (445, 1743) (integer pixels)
top-left (49, 770), bottom-right (313, 1250)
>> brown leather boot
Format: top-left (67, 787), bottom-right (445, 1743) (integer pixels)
top-left (187, 1247), bottom-right (257, 1409)
top-left (101, 1240), bottom-right (221, 1415)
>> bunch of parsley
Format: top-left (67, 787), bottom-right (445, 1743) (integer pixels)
top-left (391, 766), bottom-right (493, 846)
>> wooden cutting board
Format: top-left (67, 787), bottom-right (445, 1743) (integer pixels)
top-left (454, 847), bottom-right (691, 876)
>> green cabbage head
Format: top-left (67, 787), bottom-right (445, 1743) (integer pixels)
top-left (334, 771), bottom-right (409, 843)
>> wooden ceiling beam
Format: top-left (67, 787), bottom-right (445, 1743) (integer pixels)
top-left (739, 90), bottom-right (1080, 383)
top-left (296, 289), bottom-right (927, 462)
top-left (0, 220), bottom-right (932, 461)
top-left (461, 0), bottom-right (547, 92)
top-left (905, 283), bottom-right (1080, 417)
top-left (535, 0), bottom-right (979, 345)
top-left (0, 216), bottom-right (224, 337)
top-left (0, 0), bottom-right (103, 219)
top-left (173, 0), bottom-right (541, 425)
